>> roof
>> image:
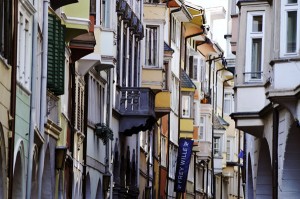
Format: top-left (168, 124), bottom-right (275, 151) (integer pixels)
top-left (213, 115), bottom-right (228, 130)
top-left (181, 70), bottom-right (197, 89)
top-left (164, 42), bottom-right (174, 53)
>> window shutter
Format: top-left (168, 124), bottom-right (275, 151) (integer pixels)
top-left (47, 14), bottom-right (65, 96)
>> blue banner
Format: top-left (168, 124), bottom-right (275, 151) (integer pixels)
top-left (174, 138), bottom-right (194, 192)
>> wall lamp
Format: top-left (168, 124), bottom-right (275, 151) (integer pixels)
top-left (55, 146), bottom-right (68, 170)
top-left (103, 173), bottom-right (112, 192)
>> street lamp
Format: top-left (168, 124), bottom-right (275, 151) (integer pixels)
top-left (103, 173), bottom-right (112, 193)
top-left (55, 146), bottom-right (67, 170)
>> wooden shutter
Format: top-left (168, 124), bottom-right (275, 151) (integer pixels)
top-left (47, 14), bottom-right (65, 95)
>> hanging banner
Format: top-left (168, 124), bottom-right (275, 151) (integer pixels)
top-left (174, 138), bottom-right (194, 192)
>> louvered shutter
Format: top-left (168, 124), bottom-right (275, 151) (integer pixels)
top-left (47, 14), bottom-right (65, 95)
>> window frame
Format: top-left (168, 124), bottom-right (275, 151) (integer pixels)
top-left (145, 25), bottom-right (159, 67)
top-left (161, 136), bottom-right (167, 167)
top-left (199, 116), bottom-right (205, 140)
top-left (213, 137), bottom-right (221, 157)
top-left (281, 0), bottom-right (300, 57)
top-left (245, 11), bottom-right (265, 82)
top-left (182, 95), bottom-right (191, 118)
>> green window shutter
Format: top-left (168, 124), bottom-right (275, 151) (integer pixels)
top-left (47, 14), bottom-right (65, 96)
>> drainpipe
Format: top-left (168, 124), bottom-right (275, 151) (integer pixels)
top-left (37, 1), bottom-right (49, 198)
top-left (194, 152), bottom-right (196, 199)
top-left (8, 0), bottom-right (18, 198)
top-left (206, 160), bottom-right (209, 198)
top-left (211, 59), bottom-right (215, 199)
top-left (215, 64), bottom-right (225, 113)
top-left (272, 106), bottom-right (278, 199)
top-left (26, 0), bottom-right (38, 197)
top-left (166, 113), bottom-right (170, 198)
top-left (238, 130), bottom-right (241, 199)
top-left (82, 74), bottom-right (89, 199)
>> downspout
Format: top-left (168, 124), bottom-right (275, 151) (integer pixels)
top-left (26, 0), bottom-right (38, 197)
top-left (238, 130), bottom-right (241, 199)
top-left (220, 174), bottom-right (223, 199)
top-left (37, 1), bottom-right (49, 198)
top-left (69, 63), bottom-right (76, 198)
top-left (211, 59), bottom-right (215, 199)
top-left (8, 0), bottom-right (18, 197)
top-left (272, 106), bottom-right (278, 199)
top-left (194, 152), bottom-right (196, 199)
top-left (82, 74), bottom-right (89, 199)
top-left (166, 113), bottom-right (170, 198)
top-left (206, 161), bottom-right (209, 198)
top-left (108, 68), bottom-right (114, 199)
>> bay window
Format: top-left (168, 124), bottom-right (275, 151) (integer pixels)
top-left (213, 137), bottom-right (221, 157)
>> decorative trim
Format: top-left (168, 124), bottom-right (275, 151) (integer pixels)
top-left (61, 13), bottom-right (90, 26)
top-left (45, 119), bottom-right (62, 140)
top-left (20, 0), bottom-right (36, 15)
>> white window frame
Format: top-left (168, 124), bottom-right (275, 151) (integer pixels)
top-left (223, 92), bottom-right (233, 115)
top-left (213, 137), bottom-right (221, 157)
top-left (226, 139), bottom-right (231, 161)
top-left (161, 136), bottom-right (167, 167)
top-left (245, 11), bottom-right (265, 82)
top-left (182, 95), bottom-right (191, 118)
top-left (17, 7), bottom-right (33, 90)
top-left (88, 74), bottom-right (106, 125)
top-left (171, 76), bottom-right (179, 114)
top-left (145, 25), bottom-right (159, 67)
top-left (281, 0), bottom-right (300, 57)
top-left (199, 116), bottom-right (205, 140)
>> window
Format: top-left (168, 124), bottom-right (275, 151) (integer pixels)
top-left (282, 0), bottom-right (299, 55)
top-left (47, 14), bottom-right (65, 95)
top-left (199, 116), bottom-right (205, 140)
top-left (145, 26), bottom-right (159, 67)
top-left (116, 19), bottom-right (122, 85)
top-left (169, 145), bottom-right (177, 179)
top-left (76, 79), bottom-right (85, 132)
top-left (226, 140), bottom-right (231, 161)
top-left (182, 95), bottom-right (191, 118)
top-left (188, 155), bottom-right (194, 181)
top-left (245, 12), bottom-right (264, 82)
top-left (224, 92), bottom-right (232, 114)
top-left (17, 10), bottom-right (33, 90)
top-left (171, 16), bottom-right (180, 47)
top-left (171, 77), bottom-right (179, 114)
top-left (140, 130), bottom-right (149, 151)
top-left (88, 75), bottom-right (106, 125)
top-left (213, 137), bottom-right (221, 157)
top-left (0, 0), bottom-right (12, 61)
top-left (161, 136), bottom-right (167, 167)
top-left (122, 24), bottom-right (128, 86)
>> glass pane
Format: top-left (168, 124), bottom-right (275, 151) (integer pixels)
top-left (287, 11), bottom-right (297, 53)
top-left (252, 16), bottom-right (263, 32)
top-left (288, 0), bottom-right (297, 3)
top-left (251, 38), bottom-right (262, 79)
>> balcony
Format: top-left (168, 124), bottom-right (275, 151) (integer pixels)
top-left (61, 0), bottom-right (90, 41)
top-left (197, 141), bottom-right (211, 160)
top-left (155, 91), bottom-right (171, 118)
top-left (231, 86), bottom-right (267, 137)
top-left (116, 88), bottom-right (156, 136)
top-left (179, 118), bottom-right (194, 138)
top-left (142, 68), bottom-right (164, 91)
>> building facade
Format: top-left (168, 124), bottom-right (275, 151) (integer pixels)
top-left (231, 0), bottom-right (300, 199)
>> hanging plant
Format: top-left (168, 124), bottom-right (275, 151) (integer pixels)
top-left (95, 123), bottom-right (114, 145)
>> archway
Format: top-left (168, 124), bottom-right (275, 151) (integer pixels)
top-left (41, 145), bottom-right (53, 198)
top-left (256, 139), bottom-right (272, 199)
top-left (85, 173), bottom-right (91, 199)
top-left (12, 144), bottom-right (25, 199)
top-left (281, 122), bottom-right (300, 198)
top-left (31, 146), bottom-right (39, 199)
top-left (95, 178), bottom-right (103, 199)
top-left (0, 123), bottom-right (7, 199)
top-left (247, 154), bottom-right (254, 199)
